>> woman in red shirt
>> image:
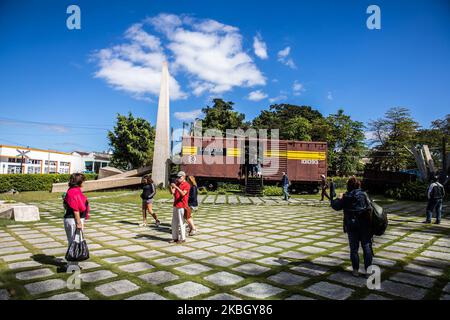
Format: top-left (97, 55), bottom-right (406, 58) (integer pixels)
top-left (63, 173), bottom-right (90, 269)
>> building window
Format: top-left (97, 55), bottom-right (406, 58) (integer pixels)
top-left (25, 159), bottom-right (41, 165)
top-left (45, 160), bottom-right (57, 166)
top-left (27, 166), bottom-right (41, 174)
top-left (7, 165), bottom-right (22, 174)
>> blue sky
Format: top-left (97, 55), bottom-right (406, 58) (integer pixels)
top-left (0, 0), bottom-right (449, 152)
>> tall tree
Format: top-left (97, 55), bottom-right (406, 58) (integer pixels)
top-left (200, 99), bottom-right (247, 134)
top-left (107, 113), bottom-right (155, 170)
top-left (252, 104), bottom-right (323, 139)
top-left (326, 109), bottom-right (366, 175)
top-left (368, 107), bottom-right (420, 171)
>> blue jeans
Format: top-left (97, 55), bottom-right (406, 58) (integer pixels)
top-left (283, 185), bottom-right (289, 200)
top-left (347, 228), bottom-right (373, 271)
top-left (426, 198), bottom-right (443, 222)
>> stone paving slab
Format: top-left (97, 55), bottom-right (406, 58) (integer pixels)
top-left (40, 292), bottom-right (90, 300)
top-left (25, 279), bottom-right (66, 295)
top-left (95, 280), bottom-right (140, 297)
top-left (165, 281), bottom-right (211, 299)
top-left (380, 280), bottom-right (427, 300)
top-left (305, 282), bottom-right (354, 300)
top-left (139, 271), bottom-right (179, 285)
top-left (234, 283), bottom-right (284, 299)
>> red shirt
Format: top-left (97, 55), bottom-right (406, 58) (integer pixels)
top-left (65, 186), bottom-right (90, 218)
top-left (173, 181), bottom-right (190, 208)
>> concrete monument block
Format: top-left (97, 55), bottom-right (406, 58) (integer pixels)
top-left (151, 62), bottom-right (171, 187)
top-left (0, 203), bottom-right (40, 222)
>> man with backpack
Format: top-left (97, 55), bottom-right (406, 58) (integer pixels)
top-left (331, 176), bottom-right (373, 277)
top-left (424, 175), bottom-right (445, 225)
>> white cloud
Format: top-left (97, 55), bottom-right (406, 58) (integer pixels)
top-left (93, 14), bottom-right (266, 101)
top-left (253, 33), bottom-right (268, 59)
top-left (327, 91), bottom-right (333, 100)
top-left (277, 46), bottom-right (297, 69)
top-left (150, 13), bottom-right (266, 94)
top-left (247, 90), bottom-right (268, 101)
top-left (93, 23), bottom-right (186, 100)
top-left (292, 81), bottom-right (305, 96)
top-left (174, 109), bottom-right (202, 121)
top-left (269, 94), bottom-right (288, 103)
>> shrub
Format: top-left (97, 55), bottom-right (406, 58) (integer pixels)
top-left (384, 181), bottom-right (428, 201)
top-left (0, 174), bottom-right (97, 193)
top-left (219, 183), bottom-right (241, 191)
top-left (263, 186), bottom-right (283, 196)
top-left (198, 187), bottom-right (208, 195)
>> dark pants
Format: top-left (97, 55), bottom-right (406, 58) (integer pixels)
top-left (321, 188), bottom-right (330, 200)
top-left (426, 198), bottom-right (443, 222)
top-left (347, 228), bottom-right (373, 271)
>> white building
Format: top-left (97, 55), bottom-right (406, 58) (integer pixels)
top-left (0, 144), bottom-right (111, 175)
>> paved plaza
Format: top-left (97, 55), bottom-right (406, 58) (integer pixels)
top-left (0, 195), bottom-right (449, 300)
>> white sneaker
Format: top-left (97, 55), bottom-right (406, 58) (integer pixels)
top-left (139, 223), bottom-right (147, 227)
top-left (189, 229), bottom-right (197, 236)
top-left (352, 270), bottom-right (359, 277)
top-left (155, 220), bottom-right (161, 227)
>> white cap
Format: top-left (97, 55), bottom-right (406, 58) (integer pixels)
top-left (321, 174), bottom-right (326, 179)
top-left (177, 171), bottom-right (186, 177)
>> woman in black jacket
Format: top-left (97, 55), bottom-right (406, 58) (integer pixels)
top-left (186, 176), bottom-right (198, 236)
top-left (140, 176), bottom-right (160, 227)
top-left (331, 176), bottom-right (373, 277)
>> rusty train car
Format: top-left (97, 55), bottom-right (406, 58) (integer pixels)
top-left (180, 136), bottom-right (327, 193)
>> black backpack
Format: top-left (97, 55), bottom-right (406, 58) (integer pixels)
top-left (364, 193), bottom-right (388, 236)
top-left (431, 183), bottom-right (445, 199)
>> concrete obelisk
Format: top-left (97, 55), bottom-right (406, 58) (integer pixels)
top-left (151, 62), bottom-right (170, 187)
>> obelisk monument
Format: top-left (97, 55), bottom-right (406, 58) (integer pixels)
top-left (151, 62), bottom-right (170, 187)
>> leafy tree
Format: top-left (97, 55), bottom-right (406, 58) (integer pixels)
top-left (284, 116), bottom-right (312, 141)
top-left (368, 107), bottom-right (420, 171)
top-left (107, 113), bottom-right (155, 170)
top-left (252, 104), bottom-right (323, 139)
top-left (416, 114), bottom-right (450, 169)
top-left (200, 99), bottom-right (247, 134)
top-left (326, 109), bottom-right (366, 175)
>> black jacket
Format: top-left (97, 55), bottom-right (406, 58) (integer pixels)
top-left (188, 186), bottom-right (198, 207)
top-left (140, 183), bottom-right (156, 200)
top-left (331, 189), bottom-right (371, 233)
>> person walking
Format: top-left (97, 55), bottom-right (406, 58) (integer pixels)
top-left (140, 175), bottom-right (160, 227)
top-left (424, 176), bottom-right (445, 224)
top-left (186, 176), bottom-right (198, 236)
top-left (170, 171), bottom-right (191, 243)
top-left (331, 176), bottom-right (373, 277)
top-left (63, 173), bottom-right (90, 270)
top-left (281, 172), bottom-right (290, 201)
top-left (320, 174), bottom-right (330, 201)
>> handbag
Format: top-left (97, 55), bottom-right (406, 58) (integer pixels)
top-left (65, 229), bottom-right (90, 262)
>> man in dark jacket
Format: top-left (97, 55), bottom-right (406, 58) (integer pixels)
top-left (424, 176), bottom-right (445, 224)
top-left (331, 176), bottom-right (372, 277)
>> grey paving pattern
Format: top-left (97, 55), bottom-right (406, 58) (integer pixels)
top-left (0, 198), bottom-right (449, 300)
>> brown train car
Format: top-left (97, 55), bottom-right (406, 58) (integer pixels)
top-left (180, 136), bottom-right (327, 193)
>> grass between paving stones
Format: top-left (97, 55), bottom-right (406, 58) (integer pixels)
top-left (1, 198), bottom-right (448, 300)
